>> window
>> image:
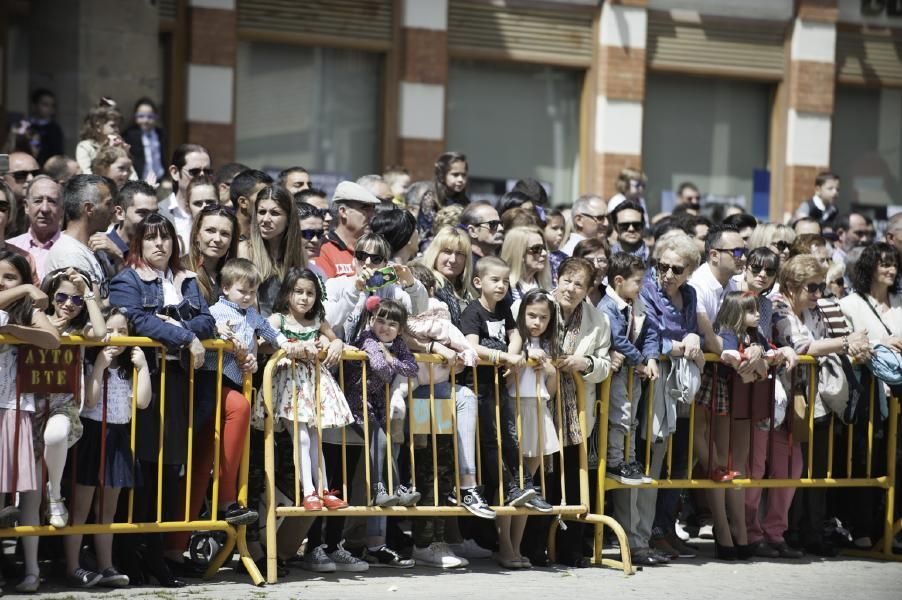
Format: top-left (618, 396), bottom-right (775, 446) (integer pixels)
top-left (236, 42), bottom-right (382, 177)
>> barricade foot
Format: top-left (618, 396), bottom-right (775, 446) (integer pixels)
top-left (567, 514), bottom-right (634, 575)
top-left (204, 526), bottom-right (236, 579)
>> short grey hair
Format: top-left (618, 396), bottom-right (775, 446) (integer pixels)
top-left (62, 174), bottom-right (112, 222)
top-left (356, 174), bottom-right (386, 195)
top-left (26, 174), bottom-right (59, 200)
top-left (653, 231), bottom-right (701, 269)
top-left (572, 194), bottom-right (603, 216)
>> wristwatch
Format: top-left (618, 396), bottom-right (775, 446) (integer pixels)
top-left (583, 355), bottom-right (595, 373)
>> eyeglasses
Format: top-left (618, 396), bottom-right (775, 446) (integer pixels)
top-left (714, 247), bottom-right (748, 259)
top-left (831, 277), bottom-right (845, 288)
top-left (9, 169), bottom-right (40, 183)
top-left (630, 180), bottom-right (646, 189)
top-left (616, 221), bottom-right (643, 234)
top-left (748, 264), bottom-right (777, 277)
top-left (200, 204), bottom-right (235, 216)
top-left (185, 167), bottom-right (213, 177)
top-left (772, 240), bottom-right (792, 253)
top-left (354, 250), bottom-right (386, 265)
top-left (526, 244), bottom-right (547, 256)
top-left (580, 213), bottom-right (607, 224)
top-left (587, 255), bottom-right (608, 266)
top-left (476, 220), bottom-right (502, 232)
top-left (657, 262), bottom-right (685, 276)
top-left (301, 228), bottom-right (325, 241)
top-left (805, 282), bottom-right (827, 295)
top-left (54, 292), bottom-right (84, 307)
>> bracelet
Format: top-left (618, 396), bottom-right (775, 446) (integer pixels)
top-left (841, 336), bottom-right (849, 354)
top-left (83, 292), bottom-right (96, 300)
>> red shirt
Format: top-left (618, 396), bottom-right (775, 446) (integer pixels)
top-left (315, 232), bottom-right (355, 278)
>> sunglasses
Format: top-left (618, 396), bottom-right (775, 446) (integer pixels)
top-left (748, 264), bottom-right (777, 277)
top-left (657, 262), bottom-right (685, 276)
top-left (831, 277), bottom-right (845, 288)
top-left (54, 292), bottom-right (84, 307)
top-left (354, 250), bottom-right (386, 265)
top-left (616, 221), bottom-right (643, 233)
top-left (580, 213), bottom-right (607, 224)
top-left (10, 169), bottom-right (40, 183)
top-left (772, 240), bottom-right (792, 253)
top-left (715, 247), bottom-right (748, 259)
top-left (185, 167), bottom-right (213, 177)
top-left (301, 228), bottom-right (325, 241)
top-left (477, 220), bottom-right (502, 232)
top-left (805, 282), bottom-right (827, 295)
top-left (526, 244), bottom-right (547, 256)
top-left (0, 200), bottom-right (9, 213)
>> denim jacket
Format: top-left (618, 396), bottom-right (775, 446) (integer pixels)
top-left (597, 286), bottom-right (660, 366)
top-left (109, 266), bottom-right (215, 352)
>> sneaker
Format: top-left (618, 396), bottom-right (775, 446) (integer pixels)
top-left (450, 487), bottom-right (496, 519)
top-left (362, 545), bottom-right (414, 568)
top-left (627, 461), bottom-right (653, 484)
top-left (449, 538), bottom-right (493, 560)
top-left (525, 492), bottom-right (553, 513)
top-left (395, 484), bottom-right (421, 507)
top-left (222, 502), bottom-right (259, 525)
top-left (0, 505), bottom-right (20, 528)
top-left (328, 544), bottom-right (369, 572)
top-left (412, 542), bottom-right (468, 568)
top-left (67, 567), bottom-right (102, 588)
top-left (698, 524), bottom-right (714, 540)
top-left (46, 483), bottom-right (68, 528)
top-left (675, 521), bottom-right (691, 542)
top-left (97, 567), bottom-right (129, 588)
top-left (505, 485), bottom-right (537, 507)
top-left (300, 545), bottom-right (336, 573)
top-left (606, 463), bottom-right (642, 485)
top-left (372, 483), bottom-right (400, 507)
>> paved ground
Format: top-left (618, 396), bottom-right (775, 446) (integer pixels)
top-left (9, 542), bottom-right (902, 600)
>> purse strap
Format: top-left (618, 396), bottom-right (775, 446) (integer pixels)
top-left (857, 292), bottom-right (893, 336)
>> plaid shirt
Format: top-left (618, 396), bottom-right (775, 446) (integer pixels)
top-left (205, 297), bottom-right (288, 386)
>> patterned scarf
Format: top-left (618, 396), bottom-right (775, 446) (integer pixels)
top-left (556, 301), bottom-right (584, 446)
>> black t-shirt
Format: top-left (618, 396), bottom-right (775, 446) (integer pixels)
top-left (460, 299), bottom-right (515, 387)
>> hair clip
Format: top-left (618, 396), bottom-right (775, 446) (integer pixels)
top-left (365, 295), bottom-right (381, 313)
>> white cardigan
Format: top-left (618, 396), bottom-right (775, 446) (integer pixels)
top-left (839, 291), bottom-right (902, 343)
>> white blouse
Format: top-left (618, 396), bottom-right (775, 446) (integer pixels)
top-left (839, 292), bottom-right (902, 343)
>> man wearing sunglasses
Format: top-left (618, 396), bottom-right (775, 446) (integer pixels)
top-left (316, 180), bottom-right (380, 278)
top-left (610, 200), bottom-right (649, 264)
top-left (8, 175), bottom-right (63, 281)
top-left (561, 193), bottom-right (608, 255)
top-left (460, 201), bottom-right (504, 263)
top-left (297, 201), bottom-right (327, 279)
top-left (159, 143), bottom-right (212, 253)
top-left (3, 152), bottom-right (41, 233)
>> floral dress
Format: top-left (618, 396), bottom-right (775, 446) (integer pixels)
top-left (272, 314), bottom-right (353, 429)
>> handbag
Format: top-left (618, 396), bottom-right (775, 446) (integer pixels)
top-left (816, 354), bottom-right (849, 418)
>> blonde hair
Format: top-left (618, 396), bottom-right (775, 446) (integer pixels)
top-left (615, 167), bottom-right (646, 195)
top-left (433, 204), bottom-right (464, 233)
top-left (422, 226), bottom-right (475, 299)
top-left (653, 231), bottom-right (701, 271)
top-left (778, 254), bottom-right (826, 295)
top-left (748, 223), bottom-right (796, 251)
top-left (500, 225), bottom-right (552, 290)
top-left (90, 144), bottom-right (130, 177)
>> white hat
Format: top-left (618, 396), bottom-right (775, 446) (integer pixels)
top-left (332, 181), bottom-right (380, 205)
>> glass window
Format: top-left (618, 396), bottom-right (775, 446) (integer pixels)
top-left (831, 86), bottom-right (902, 213)
top-left (447, 60), bottom-right (582, 205)
top-left (236, 42), bottom-right (382, 176)
top-left (642, 74), bottom-right (772, 215)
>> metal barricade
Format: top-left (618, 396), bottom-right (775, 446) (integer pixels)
top-left (0, 335), bottom-right (263, 586)
top-left (593, 353), bottom-right (900, 563)
top-left (261, 350), bottom-right (633, 583)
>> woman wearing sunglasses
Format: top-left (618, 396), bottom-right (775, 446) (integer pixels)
top-left (500, 225), bottom-right (551, 307)
top-left (324, 232), bottom-right (426, 343)
top-left (748, 224), bottom-right (796, 266)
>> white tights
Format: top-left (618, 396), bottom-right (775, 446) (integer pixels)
top-left (287, 421), bottom-right (327, 497)
top-left (43, 414), bottom-right (70, 500)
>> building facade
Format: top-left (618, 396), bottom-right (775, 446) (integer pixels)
top-left (3, 0), bottom-right (901, 220)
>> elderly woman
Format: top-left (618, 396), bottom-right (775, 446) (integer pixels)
top-left (771, 255), bottom-right (870, 556)
top-left (422, 226), bottom-right (475, 327)
top-left (549, 257), bottom-right (612, 566)
top-left (500, 225), bottom-right (551, 305)
top-left (639, 232), bottom-right (703, 559)
top-left (572, 237), bottom-right (611, 306)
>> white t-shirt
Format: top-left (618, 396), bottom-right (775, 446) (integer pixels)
top-left (44, 233), bottom-right (105, 289)
top-left (689, 262), bottom-right (739, 323)
top-left (81, 365), bottom-right (134, 424)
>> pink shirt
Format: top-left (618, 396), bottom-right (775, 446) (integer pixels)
top-left (7, 229), bottom-right (61, 282)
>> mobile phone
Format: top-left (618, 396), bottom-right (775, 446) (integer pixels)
top-left (365, 266), bottom-right (398, 291)
top-left (0, 154), bottom-right (8, 174)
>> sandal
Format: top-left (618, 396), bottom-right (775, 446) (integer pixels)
top-left (15, 573), bottom-right (40, 594)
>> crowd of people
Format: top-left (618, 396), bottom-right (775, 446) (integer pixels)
top-left (0, 95), bottom-right (901, 593)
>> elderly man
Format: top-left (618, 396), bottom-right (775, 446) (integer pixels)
top-left (561, 194), bottom-right (608, 255)
top-left (8, 174), bottom-right (63, 280)
top-left (315, 181), bottom-right (380, 277)
top-left (3, 151), bottom-right (42, 236)
top-left (460, 201), bottom-right (504, 263)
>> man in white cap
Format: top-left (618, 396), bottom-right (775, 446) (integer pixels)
top-left (314, 180), bottom-right (380, 278)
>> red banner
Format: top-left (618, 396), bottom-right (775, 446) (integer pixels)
top-left (17, 346), bottom-right (81, 394)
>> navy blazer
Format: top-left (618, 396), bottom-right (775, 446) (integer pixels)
top-left (123, 125), bottom-right (166, 180)
top-left (109, 266), bottom-right (215, 352)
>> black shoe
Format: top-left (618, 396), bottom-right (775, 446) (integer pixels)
top-left (804, 540), bottom-right (839, 557)
top-left (97, 567), bottom-right (130, 588)
top-left (166, 557), bottom-right (206, 578)
top-left (0, 505), bottom-right (20, 528)
top-left (648, 548), bottom-right (671, 564)
top-left (752, 541), bottom-right (780, 558)
top-left (714, 542), bottom-right (737, 561)
top-left (772, 541), bottom-right (804, 559)
top-left (626, 461), bottom-right (653, 484)
top-left (505, 485), bottom-right (537, 507)
top-left (450, 487), bottom-right (496, 519)
top-left (607, 463), bottom-right (643, 485)
top-left (736, 544), bottom-right (754, 560)
top-left (631, 548), bottom-right (661, 566)
top-left (221, 503), bottom-right (259, 526)
top-left (67, 567), bottom-right (102, 588)
top-left (525, 491), bottom-right (553, 513)
top-left (362, 545), bottom-right (414, 568)
top-left (143, 553), bottom-right (185, 588)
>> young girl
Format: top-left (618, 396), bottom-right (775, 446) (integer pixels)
top-left (269, 268), bottom-right (354, 511)
top-left (64, 308), bottom-right (150, 588)
top-left (716, 291), bottom-right (773, 375)
top-left (35, 268), bottom-right (105, 530)
top-left (0, 251), bottom-right (60, 594)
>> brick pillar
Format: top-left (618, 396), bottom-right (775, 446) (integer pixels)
top-left (591, 0), bottom-right (647, 198)
top-left (396, 0), bottom-right (448, 181)
top-left (185, 0), bottom-right (237, 166)
top-left (781, 0), bottom-right (837, 216)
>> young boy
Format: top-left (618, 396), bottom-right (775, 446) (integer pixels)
top-left (793, 171), bottom-right (839, 227)
top-left (459, 256), bottom-right (552, 514)
top-left (597, 252), bottom-right (660, 486)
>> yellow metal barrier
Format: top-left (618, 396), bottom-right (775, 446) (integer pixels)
top-left (0, 335), bottom-right (262, 586)
top-left (594, 353), bottom-right (900, 562)
top-left (262, 350), bottom-right (634, 583)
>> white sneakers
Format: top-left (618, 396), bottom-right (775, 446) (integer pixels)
top-left (412, 542), bottom-right (469, 568)
top-left (448, 538), bottom-right (493, 560)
